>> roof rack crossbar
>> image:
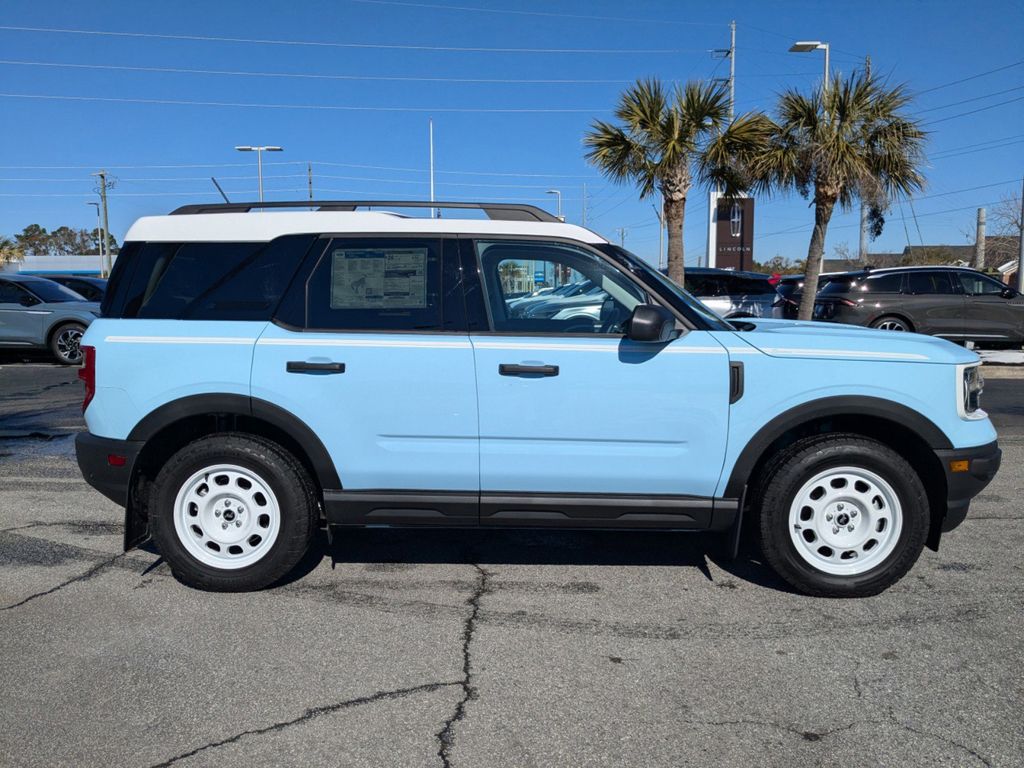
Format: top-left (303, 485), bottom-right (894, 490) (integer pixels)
top-left (169, 200), bottom-right (560, 222)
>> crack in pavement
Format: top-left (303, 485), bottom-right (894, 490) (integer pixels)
top-left (147, 682), bottom-right (460, 768)
top-left (0, 550), bottom-right (127, 611)
top-left (435, 563), bottom-right (490, 768)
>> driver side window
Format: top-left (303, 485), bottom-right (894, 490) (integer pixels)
top-left (0, 280), bottom-right (32, 305)
top-left (957, 272), bottom-right (1008, 296)
top-left (476, 240), bottom-right (647, 335)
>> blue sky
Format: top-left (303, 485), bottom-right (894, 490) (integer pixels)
top-left (0, 0), bottom-right (1022, 266)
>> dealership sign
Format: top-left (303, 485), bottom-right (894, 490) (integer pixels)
top-left (707, 195), bottom-right (754, 270)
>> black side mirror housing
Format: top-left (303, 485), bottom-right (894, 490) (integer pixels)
top-left (626, 304), bottom-right (680, 343)
top-left (18, 293), bottom-right (39, 307)
top-left (1001, 287), bottom-right (1017, 299)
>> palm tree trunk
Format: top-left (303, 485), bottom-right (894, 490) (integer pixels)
top-left (797, 195), bottom-right (837, 321)
top-left (665, 196), bottom-right (686, 284)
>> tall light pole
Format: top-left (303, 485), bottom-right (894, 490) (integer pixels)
top-left (789, 40), bottom-right (830, 91)
top-left (546, 189), bottom-right (563, 221)
top-left (234, 145), bottom-right (283, 202)
top-left (86, 202), bottom-right (103, 272)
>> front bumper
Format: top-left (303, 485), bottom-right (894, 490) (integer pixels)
top-left (75, 432), bottom-right (144, 507)
top-left (934, 440), bottom-right (1001, 532)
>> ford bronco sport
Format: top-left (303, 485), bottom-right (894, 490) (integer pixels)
top-left (75, 200), bottom-right (1000, 596)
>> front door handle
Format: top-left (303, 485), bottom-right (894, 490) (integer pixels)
top-left (286, 361), bottom-right (346, 374)
top-left (499, 363), bottom-right (559, 377)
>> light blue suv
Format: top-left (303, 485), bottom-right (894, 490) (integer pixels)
top-left (74, 201), bottom-right (1000, 596)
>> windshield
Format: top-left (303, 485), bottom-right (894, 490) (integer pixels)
top-left (22, 279), bottom-right (88, 303)
top-left (597, 245), bottom-right (734, 331)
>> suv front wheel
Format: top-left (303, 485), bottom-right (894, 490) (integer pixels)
top-left (149, 433), bottom-right (319, 591)
top-left (756, 434), bottom-right (929, 597)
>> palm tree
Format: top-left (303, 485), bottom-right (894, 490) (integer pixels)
top-left (751, 72), bottom-right (926, 320)
top-left (0, 237), bottom-right (23, 265)
top-left (584, 78), bottom-right (772, 284)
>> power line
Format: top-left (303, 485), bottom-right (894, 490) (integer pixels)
top-left (917, 84), bottom-right (1024, 114)
top-left (0, 24), bottom-right (692, 54)
top-left (916, 59), bottom-right (1024, 95)
top-left (349, 0), bottom-right (723, 25)
top-left (0, 58), bottom-right (631, 85)
top-left (923, 94), bottom-right (1024, 125)
top-left (932, 138), bottom-right (1024, 161)
top-left (0, 91), bottom-right (610, 113)
top-left (930, 133), bottom-right (1024, 157)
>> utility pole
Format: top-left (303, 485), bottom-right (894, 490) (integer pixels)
top-left (653, 202), bottom-right (665, 270)
top-left (581, 182), bottom-right (587, 227)
top-left (307, 162), bottom-right (314, 202)
top-left (728, 20), bottom-right (736, 120)
top-left (615, 227), bottom-right (627, 246)
top-left (86, 202), bottom-right (102, 268)
top-left (859, 55), bottom-right (872, 261)
top-left (429, 118), bottom-right (436, 219)
top-left (974, 208), bottom-right (986, 269)
top-left (1016, 177), bottom-right (1024, 292)
top-left (91, 170), bottom-right (112, 277)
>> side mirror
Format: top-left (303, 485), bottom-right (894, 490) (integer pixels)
top-left (18, 294), bottom-right (39, 307)
top-left (1001, 287), bottom-right (1017, 299)
top-left (626, 304), bottom-right (679, 343)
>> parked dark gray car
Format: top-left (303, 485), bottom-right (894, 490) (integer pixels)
top-left (0, 273), bottom-right (101, 363)
top-left (813, 266), bottom-right (1024, 345)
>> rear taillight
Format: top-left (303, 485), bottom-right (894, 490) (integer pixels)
top-left (768, 273), bottom-right (781, 286)
top-left (78, 345), bottom-right (95, 412)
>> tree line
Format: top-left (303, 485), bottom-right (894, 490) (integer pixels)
top-left (0, 224), bottom-right (120, 263)
top-left (584, 70), bottom-right (926, 321)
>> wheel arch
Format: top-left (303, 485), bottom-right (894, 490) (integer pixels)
top-left (726, 396), bottom-right (950, 550)
top-left (128, 394), bottom-right (341, 493)
top-left (870, 313), bottom-right (915, 332)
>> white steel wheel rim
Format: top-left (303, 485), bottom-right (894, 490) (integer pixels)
top-left (57, 326), bottom-right (83, 362)
top-left (875, 320), bottom-right (906, 331)
top-left (788, 466), bottom-right (903, 576)
top-left (173, 463), bottom-right (281, 570)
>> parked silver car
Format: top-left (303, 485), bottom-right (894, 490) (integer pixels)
top-left (0, 274), bottom-right (100, 364)
top-left (682, 268), bottom-right (783, 319)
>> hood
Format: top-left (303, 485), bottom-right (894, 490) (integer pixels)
top-left (731, 318), bottom-right (978, 365)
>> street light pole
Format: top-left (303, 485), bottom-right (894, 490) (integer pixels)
top-left (546, 189), bottom-right (563, 221)
top-left (235, 146), bottom-right (283, 202)
top-left (789, 40), bottom-right (830, 92)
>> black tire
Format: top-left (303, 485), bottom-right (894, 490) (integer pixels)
top-left (149, 433), bottom-right (319, 591)
top-left (49, 322), bottom-right (86, 365)
top-left (754, 433), bottom-right (929, 597)
top-left (870, 315), bottom-right (912, 332)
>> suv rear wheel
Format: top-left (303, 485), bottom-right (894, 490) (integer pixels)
top-left (756, 434), bottom-right (929, 597)
top-left (149, 433), bottom-right (319, 591)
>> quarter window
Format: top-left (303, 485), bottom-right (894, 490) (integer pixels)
top-left (862, 273), bottom-right (903, 293)
top-left (0, 280), bottom-right (30, 304)
top-left (476, 240), bottom-right (647, 335)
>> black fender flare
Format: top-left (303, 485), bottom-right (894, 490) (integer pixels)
top-left (723, 395), bottom-right (952, 498)
top-left (127, 393), bottom-right (341, 489)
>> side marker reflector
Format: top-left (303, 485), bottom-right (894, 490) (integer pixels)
top-left (949, 460), bottom-right (970, 473)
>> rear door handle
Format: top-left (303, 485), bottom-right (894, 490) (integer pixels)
top-left (498, 363), bottom-right (559, 377)
top-left (286, 361), bottom-right (346, 374)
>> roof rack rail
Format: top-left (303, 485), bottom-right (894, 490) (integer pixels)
top-left (168, 200), bottom-right (560, 222)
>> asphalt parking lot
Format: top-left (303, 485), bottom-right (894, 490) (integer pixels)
top-left (1, 358), bottom-right (1022, 767)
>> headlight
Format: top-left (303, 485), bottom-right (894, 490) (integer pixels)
top-left (963, 365), bottom-right (984, 416)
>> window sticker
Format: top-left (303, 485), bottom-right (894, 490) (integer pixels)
top-left (330, 248), bottom-right (428, 309)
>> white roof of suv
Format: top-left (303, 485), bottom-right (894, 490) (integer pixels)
top-left (126, 212), bottom-right (607, 244)
top-left (124, 201), bottom-right (608, 244)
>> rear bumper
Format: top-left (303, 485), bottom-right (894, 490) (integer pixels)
top-left (935, 440), bottom-right (1001, 532)
top-left (75, 432), bottom-right (143, 507)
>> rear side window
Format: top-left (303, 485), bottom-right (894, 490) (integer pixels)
top-left (115, 236), bottom-right (315, 320)
top-left (861, 273), bottom-right (903, 293)
top-left (304, 238), bottom-right (445, 331)
top-left (905, 271), bottom-right (954, 295)
top-left (818, 277), bottom-right (859, 296)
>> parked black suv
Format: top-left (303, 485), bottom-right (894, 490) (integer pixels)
top-left (813, 266), bottom-right (1024, 344)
